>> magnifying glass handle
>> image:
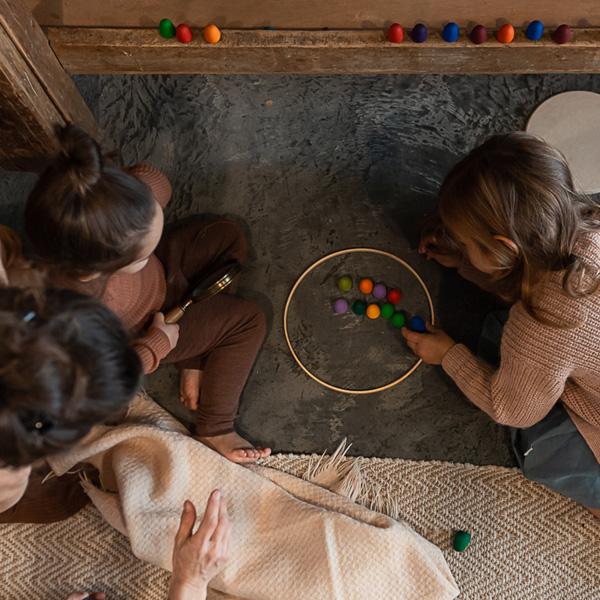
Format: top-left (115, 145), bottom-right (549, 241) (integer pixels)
top-left (165, 299), bottom-right (193, 324)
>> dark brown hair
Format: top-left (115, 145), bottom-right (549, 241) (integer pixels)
top-left (0, 287), bottom-right (142, 467)
top-left (438, 132), bottom-right (600, 316)
top-left (25, 125), bottom-right (156, 277)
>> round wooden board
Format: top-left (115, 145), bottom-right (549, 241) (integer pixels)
top-left (527, 91), bottom-right (600, 194)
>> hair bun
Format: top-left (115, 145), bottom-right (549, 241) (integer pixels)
top-left (57, 124), bottom-right (102, 194)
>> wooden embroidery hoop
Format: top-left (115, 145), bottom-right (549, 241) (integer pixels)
top-left (283, 247), bottom-right (436, 395)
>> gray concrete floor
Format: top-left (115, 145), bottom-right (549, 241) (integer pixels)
top-left (4, 74), bottom-right (600, 466)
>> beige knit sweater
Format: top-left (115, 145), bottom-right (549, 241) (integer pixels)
top-left (443, 231), bottom-right (600, 463)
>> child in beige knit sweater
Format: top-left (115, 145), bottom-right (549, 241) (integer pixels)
top-left (406, 132), bottom-right (600, 516)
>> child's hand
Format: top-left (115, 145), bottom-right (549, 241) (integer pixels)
top-left (152, 312), bottom-right (180, 350)
top-left (418, 216), bottom-right (462, 268)
top-left (402, 323), bottom-right (455, 365)
top-left (169, 491), bottom-right (230, 600)
top-left (419, 242), bottom-right (462, 268)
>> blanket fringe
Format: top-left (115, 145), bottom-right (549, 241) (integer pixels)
top-left (303, 439), bottom-right (402, 520)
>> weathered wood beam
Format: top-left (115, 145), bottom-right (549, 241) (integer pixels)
top-left (0, 1), bottom-right (96, 169)
top-left (46, 27), bottom-right (600, 75)
top-left (24, 0), bottom-right (600, 30)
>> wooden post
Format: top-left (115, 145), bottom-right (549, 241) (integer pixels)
top-left (0, 0), bottom-right (96, 170)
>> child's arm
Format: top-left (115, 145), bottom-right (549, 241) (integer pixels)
top-left (126, 164), bottom-right (173, 209)
top-left (441, 322), bottom-right (570, 427)
top-left (132, 312), bottom-right (179, 374)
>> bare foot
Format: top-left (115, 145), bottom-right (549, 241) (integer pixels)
top-left (197, 432), bottom-right (271, 464)
top-left (179, 369), bottom-right (203, 410)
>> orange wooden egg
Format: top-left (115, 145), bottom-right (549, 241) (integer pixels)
top-left (359, 278), bottom-right (374, 294)
top-left (366, 304), bottom-right (381, 319)
top-left (496, 23), bottom-right (515, 44)
top-left (203, 23), bottom-right (222, 44)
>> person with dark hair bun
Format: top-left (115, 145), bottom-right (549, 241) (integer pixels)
top-left (0, 286), bottom-right (142, 518)
top-left (24, 125), bottom-right (269, 464)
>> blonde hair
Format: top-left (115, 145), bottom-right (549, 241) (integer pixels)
top-left (438, 132), bottom-right (600, 318)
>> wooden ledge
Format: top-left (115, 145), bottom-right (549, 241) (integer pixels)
top-left (47, 27), bottom-right (600, 74)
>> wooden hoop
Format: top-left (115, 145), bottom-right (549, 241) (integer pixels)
top-left (283, 247), bottom-right (435, 395)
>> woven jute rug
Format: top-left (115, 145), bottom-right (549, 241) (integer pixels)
top-left (0, 453), bottom-right (598, 600)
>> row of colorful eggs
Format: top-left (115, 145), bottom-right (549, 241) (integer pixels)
top-left (388, 20), bottom-right (572, 45)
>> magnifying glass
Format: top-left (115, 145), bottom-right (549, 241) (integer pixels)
top-left (164, 260), bottom-right (241, 324)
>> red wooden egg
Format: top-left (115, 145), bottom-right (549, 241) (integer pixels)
top-left (387, 288), bottom-right (402, 304)
top-left (388, 23), bottom-right (404, 43)
top-left (176, 23), bottom-right (193, 44)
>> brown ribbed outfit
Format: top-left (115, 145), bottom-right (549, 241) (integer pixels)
top-left (443, 231), bottom-right (600, 463)
top-left (49, 164), bottom-right (266, 437)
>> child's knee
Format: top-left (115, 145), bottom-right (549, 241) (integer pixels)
top-left (242, 301), bottom-right (267, 340)
top-left (202, 219), bottom-right (247, 264)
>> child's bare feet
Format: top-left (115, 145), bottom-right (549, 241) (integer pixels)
top-left (197, 432), bottom-right (271, 464)
top-left (180, 369), bottom-right (203, 410)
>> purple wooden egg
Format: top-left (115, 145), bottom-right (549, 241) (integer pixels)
top-left (372, 283), bottom-right (387, 299)
top-left (333, 298), bottom-right (349, 314)
top-left (411, 23), bottom-right (428, 43)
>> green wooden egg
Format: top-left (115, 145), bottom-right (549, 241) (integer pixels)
top-left (453, 530), bottom-right (471, 552)
top-left (391, 311), bottom-right (406, 328)
top-left (381, 303), bottom-right (395, 319)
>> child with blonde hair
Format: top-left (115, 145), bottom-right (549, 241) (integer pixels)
top-left (407, 132), bottom-right (600, 515)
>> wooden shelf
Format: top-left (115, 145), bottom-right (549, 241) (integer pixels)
top-left (46, 27), bottom-right (600, 74)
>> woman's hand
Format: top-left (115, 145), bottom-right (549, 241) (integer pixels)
top-left (65, 593), bottom-right (105, 600)
top-left (169, 490), bottom-right (231, 600)
top-left (152, 312), bottom-right (180, 350)
top-left (402, 323), bottom-right (456, 365)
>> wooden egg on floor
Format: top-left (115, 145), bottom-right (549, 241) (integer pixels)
top-left (409, 315), bottom-right (426, 332)
top-left (391, 311), bottom-right (406, 329)
top-left (333, 298), bottom-right (349, 314)
top-left (372, 283), bottom-right (387, 299)
top-left (381, 303), bottom-right (395, 319)
top-left (387, 288), bottom-right (402, 304)
top-left (352, 300), bottom-right (367, 316)
top-left (367, 304), bottom-right (381, 319)
top-left (359, 278), bottom-right (374, 294)
top-left (337, 276), bottom-right (353, 293)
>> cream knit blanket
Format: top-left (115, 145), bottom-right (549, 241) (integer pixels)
top-left (47, 395), bottom-right (458, 600)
